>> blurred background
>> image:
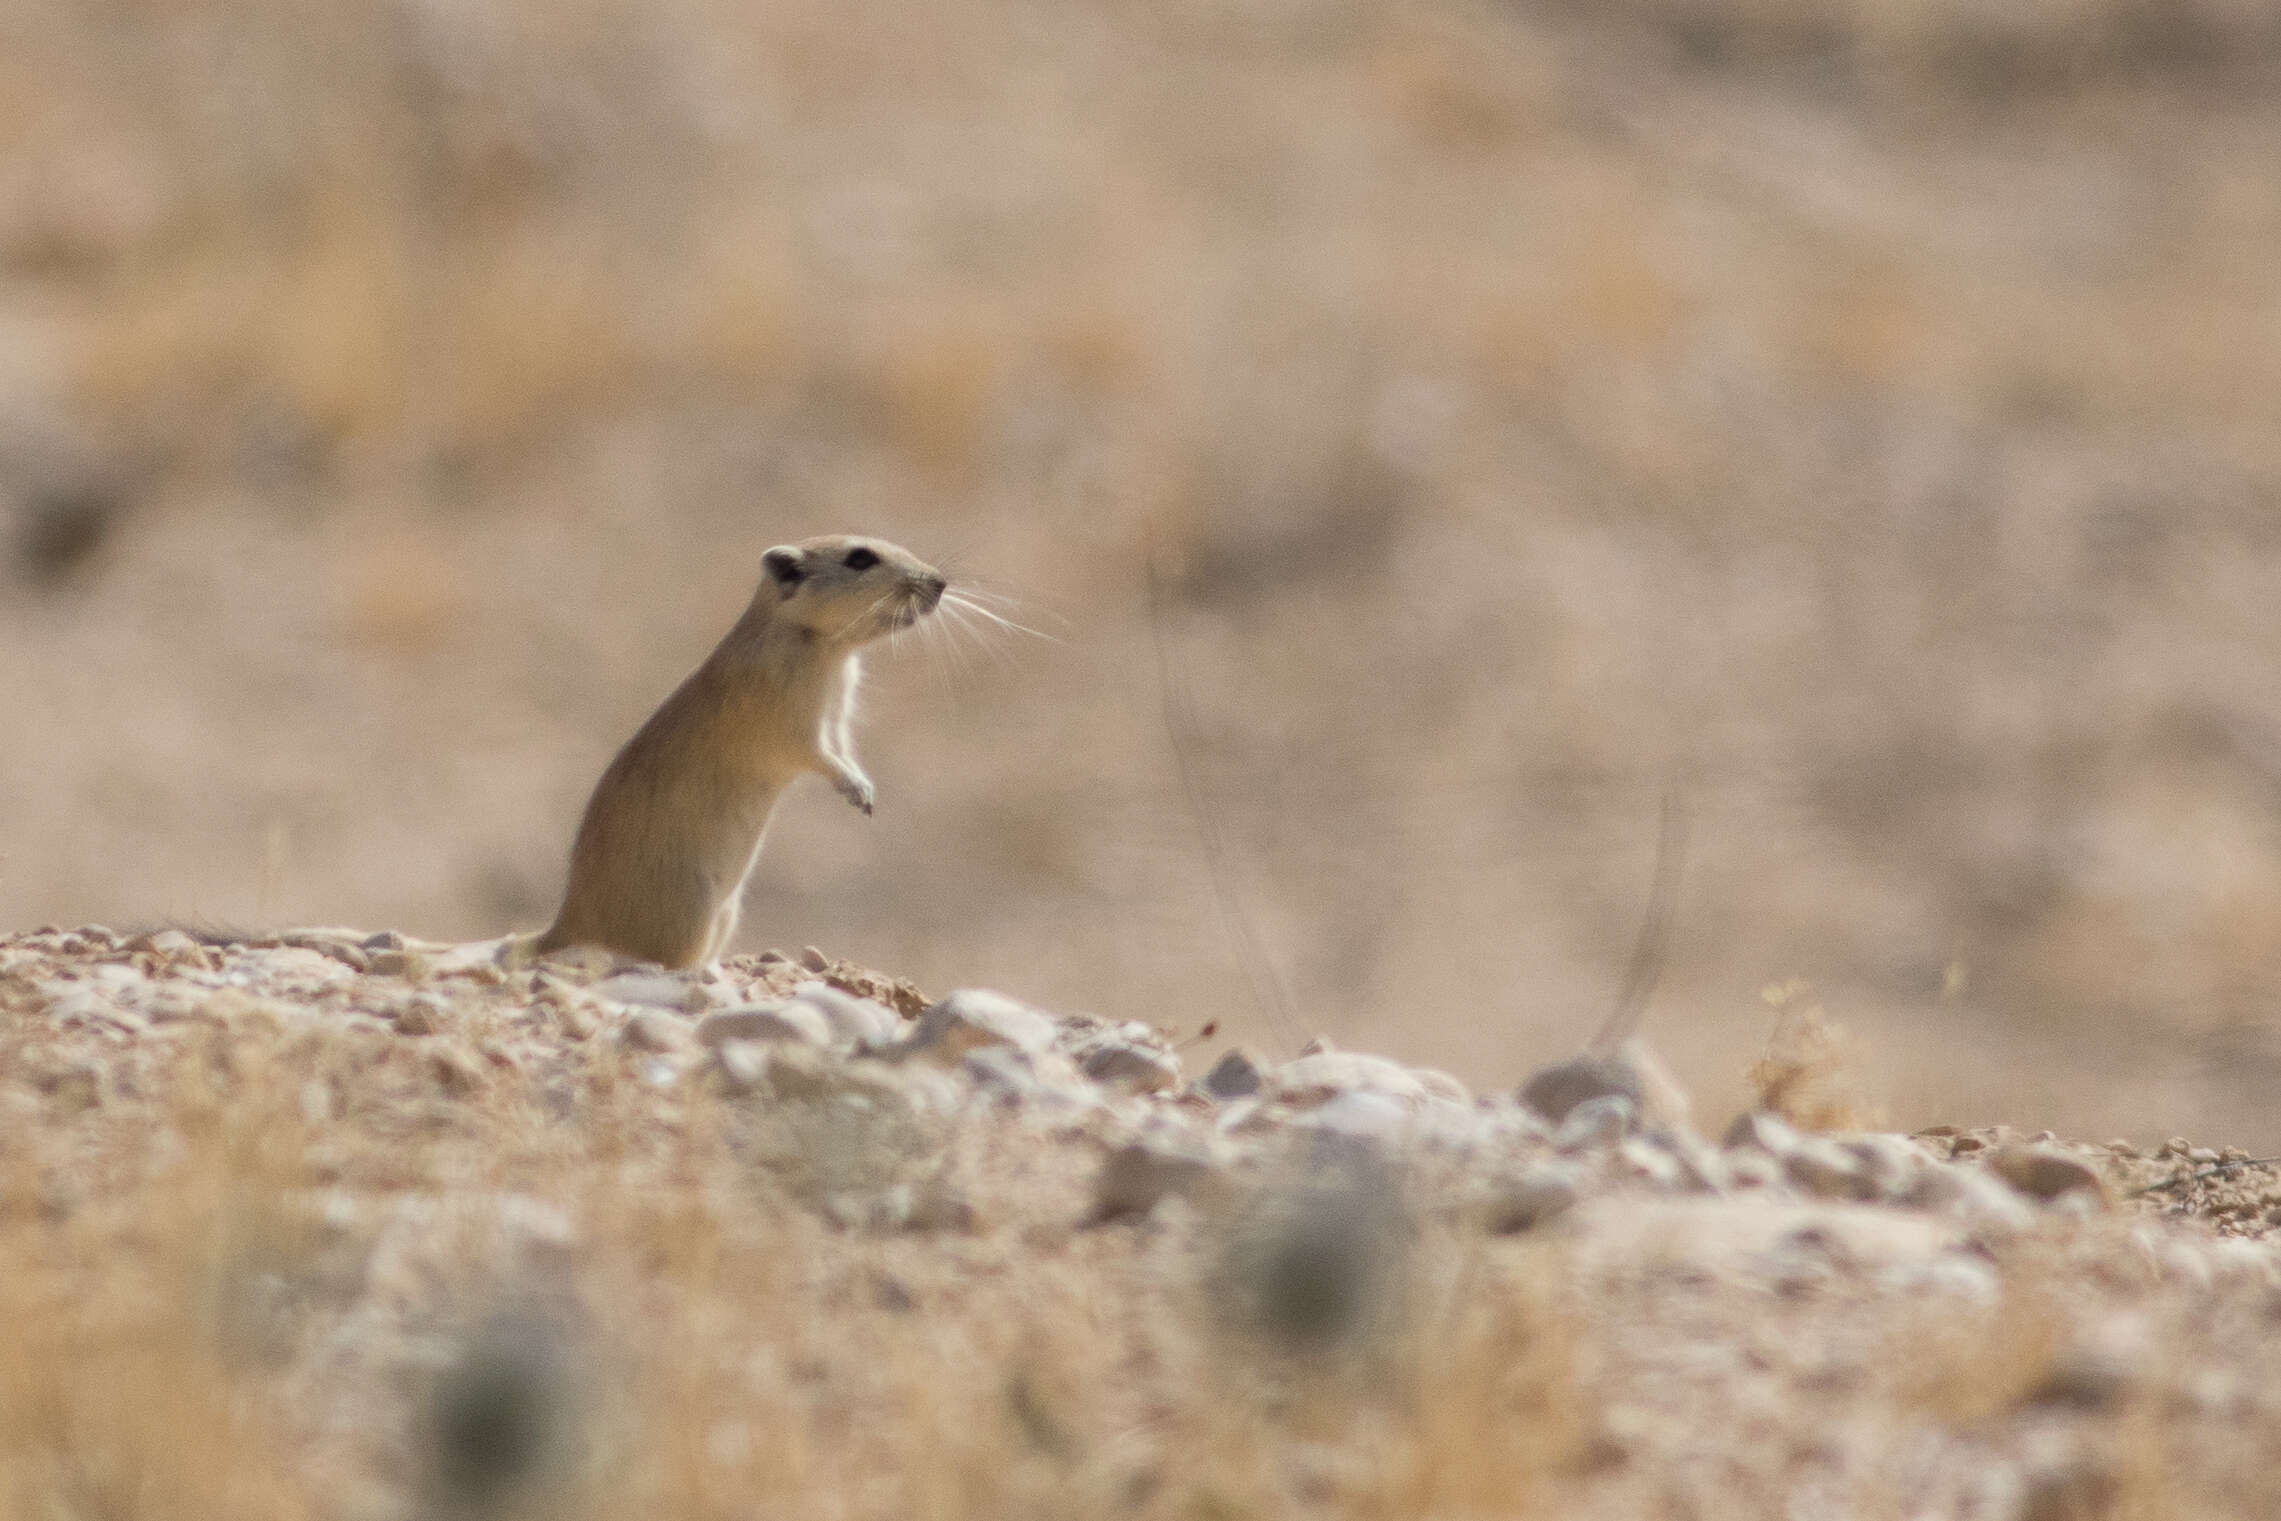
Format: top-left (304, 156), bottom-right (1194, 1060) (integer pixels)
top-left (5, 0), bottom-right (2281, 1141)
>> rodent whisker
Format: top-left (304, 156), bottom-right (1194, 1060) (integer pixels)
top-left (940, 588), bottom-right (1061, 645)
top-left (940, 580), bottom-right (1020, 608)
top-left (888, 607), bottom-right (922, 677)
top-left (910, 619), bottom-right (958, 697)
top-left (850, 587), bottom-right (901, 636)
top-left (945, 581), bottom-right (1064, 623)
top-left (918, 598), bottom-right (980, 681)
top-left (936, 574), bottom-right (1028, 608)
top-left (928, 539), bottom-right (983, 579)
top-left (937, 596), bottom-right (1023, 674)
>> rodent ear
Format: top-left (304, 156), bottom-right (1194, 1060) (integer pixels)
top-left (762, 546), bottom-right (806, 591)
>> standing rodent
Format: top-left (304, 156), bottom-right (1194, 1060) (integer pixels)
top-left (535, 535), bottom-right (946, 969)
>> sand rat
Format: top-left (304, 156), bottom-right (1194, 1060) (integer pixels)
top-left (535, 535), bottom-right (946, 970)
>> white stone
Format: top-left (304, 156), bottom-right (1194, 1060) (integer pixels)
top-left (618, 1009), bottom-right (694, 1053)
top-left (1296, 1089), bottom-right (1413, 1144)
top-left (1089, 1123), bottom-right (1226, 1222)
top-left (1723, 1110), bottom-right (1803, 1157)
top-left (1554, 1094), bottom-right (1634, 1152)
top-left (697, 1002), bottom-right (833, 1048)
top-left (790, 981), bottom-right (903, 1049)
top-left (1273, 1051), bottom-right (1429, 1108)
top-left (895, 989), bottom-right (1058, 1063)
top-left (595, 971), bottom-right (708, 1013)
top-left (1480, 1164), bottom-right (1583, 1233)
top-left (1784, 1138), bottom-right (1872, 1201)
top-left (1079, 1040), bottom-right (1181, 1093)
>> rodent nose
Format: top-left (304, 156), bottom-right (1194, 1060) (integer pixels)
top-left (922, 574), bottom-right (946, 606)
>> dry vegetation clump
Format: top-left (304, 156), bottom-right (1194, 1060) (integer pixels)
top-left (1745, 978), bottom-right (1876, 1133)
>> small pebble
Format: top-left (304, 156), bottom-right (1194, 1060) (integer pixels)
top-left (1079, 1041), bottom-right (1181, 1093)
top-left (710, 1041), bottom-right (770, 1094)
top-left (1480, 1164), bottom-right (1582, 1233)
top-left (895, 989), bottom-right (1058, 1063)
top-left (1274, 1051), bottom-right (1428, 1108)
top-left (1724, 1111), bottom-right (1803, 1158)
top-left (790, 982), bottom-right (903, 1048)
top-left (1201, 1048), bottom-right (1265, 1100)
top-left (428, 1043), bottom-right (489, 1095)
top-left (394, 998), bottom-right (444, 1037)
top-left (697, 1003), bottom-right (832, 1049)
top-left (594, 971), bottom-right (706, 1014)
top-left (1088, 1128), bottom-right (1225, 1223)
top-left (1989, 1142), bottom-right (2107, 1204)
top-left (1554, 1094), bottom-right (1635, 1152)
top-left (1785, 1139), bottom-right (1872, 1202)
top-left (619, 1009), bottom-right (693, 1054)
top-left (1519, 1054), bottom-right (1642, 1126)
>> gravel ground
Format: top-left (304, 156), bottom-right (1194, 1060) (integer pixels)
top-left (6, 923), bottom-right (2281, 1519)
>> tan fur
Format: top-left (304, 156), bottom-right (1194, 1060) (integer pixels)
top-left (536, 535), bottom-right (945, 968)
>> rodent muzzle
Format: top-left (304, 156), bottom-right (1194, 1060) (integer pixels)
top-left (893, 577), bottom-right (945, 626)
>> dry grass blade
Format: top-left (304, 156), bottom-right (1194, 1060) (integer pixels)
top-left (1143, 548), bottom-right (1306, 1058)
top-left (1587, 783), bottom-right (1692, 1055)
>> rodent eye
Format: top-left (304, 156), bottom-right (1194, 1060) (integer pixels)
top-left (843, 547), bottom-right (880, 571)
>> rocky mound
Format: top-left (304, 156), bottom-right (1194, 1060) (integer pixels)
top-left (4, 924), bottom-right (2280, 1519)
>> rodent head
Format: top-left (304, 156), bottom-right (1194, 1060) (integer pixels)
top-left (758, 535), bottom-right (947, 643)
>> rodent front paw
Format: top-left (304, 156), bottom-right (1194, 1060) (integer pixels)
top-left (834, 772), bottom-right (877, 816)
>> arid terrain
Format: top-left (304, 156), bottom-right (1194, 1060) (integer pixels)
top-left (8, 0), bottom-right (2281, 1142)
top-left (8, 925), bottom-right (2281, 1519)
top-left (9, 1), bottom-right (2281, 1514)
